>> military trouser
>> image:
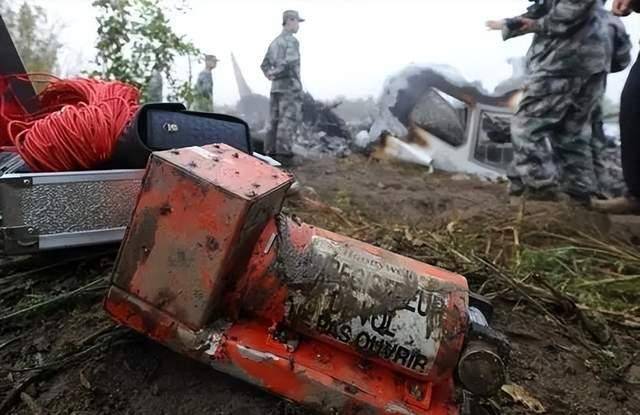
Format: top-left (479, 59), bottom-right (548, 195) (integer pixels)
top-left (591, 101), bottom-right (626, 198)
top-left (192, 95), bottom-right (213, 113)
top-left (265, 90), bottom-right (302, 157)
top-left (508, 73), bottom-right (606, 200)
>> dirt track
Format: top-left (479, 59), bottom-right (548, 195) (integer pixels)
top-left (1, 156), bottom-right (639, 415)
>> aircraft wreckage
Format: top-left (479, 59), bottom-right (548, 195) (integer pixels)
top-left (365, 64), bottom-right (523, 179)
top-left (232, 54), bottom-right (525, 178)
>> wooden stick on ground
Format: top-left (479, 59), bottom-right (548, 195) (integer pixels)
top-left (20, 392), bottom-right (47, 415)
top-left (0, 250), bottom-right (116, 287)
top-left (0, 278), bottom-right (107, 323)
top-left (474, 255), bottom-right (565, 327)
top-left (0, 370), bottom-right (51, 414)
top-left (0, 334), bottom-right (28, 352)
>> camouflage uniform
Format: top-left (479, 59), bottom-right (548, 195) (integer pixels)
top-left (590, 7), bottom-right (631, 197)
top-left (192, 69), bottom-right (214, 113)
top-left (260, 28), bottom-right (302, 157)
top-left (502, 0), bottom-right (608, 200)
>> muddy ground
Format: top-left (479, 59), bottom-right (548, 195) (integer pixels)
top-left (1, 156), bottom-right (639, 415)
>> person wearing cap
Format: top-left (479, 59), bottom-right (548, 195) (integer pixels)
top-left (260, 10), bottom-right (304, 166)
top-left (192, 54), bottom-right (218, 113)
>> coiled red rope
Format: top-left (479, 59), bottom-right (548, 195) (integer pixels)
top-left (1, 76), bottom-right (139, 172)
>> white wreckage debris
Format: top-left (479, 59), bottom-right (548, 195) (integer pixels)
top-left (370, 130), bottom-right (434, 172)
top-left (363, 64), bottom-right (522, 179)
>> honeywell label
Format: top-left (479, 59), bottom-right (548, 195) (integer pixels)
top-left (286, 236), bottom-right (447, 375)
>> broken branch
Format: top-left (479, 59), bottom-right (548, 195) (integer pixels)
top-left (474, 255), bottom-right (565, 327)
top-left (0, 277), bottom-right (107, 323)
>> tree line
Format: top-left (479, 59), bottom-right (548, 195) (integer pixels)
top-left (0, 0), bottom-right (199, 104)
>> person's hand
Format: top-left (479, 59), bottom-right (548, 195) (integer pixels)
top-left (517, 17), bottom-right (536, 31)
top-left (613, 0), bottom-right (634, 16)
top-left (485, 20), bottom-right (505, 31)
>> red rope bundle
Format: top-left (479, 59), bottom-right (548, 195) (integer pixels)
top-left (3, 77), bottom-right (139, 172)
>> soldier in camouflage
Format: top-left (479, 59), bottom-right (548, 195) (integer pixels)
top-left (192, 54), bottom-right (218, 113)
top-left (487, 0), bottom-right (608, 203)
top-left (260, 10), bottom-right (304, 165)
top-left (590, 3), bottom-right (631, 198)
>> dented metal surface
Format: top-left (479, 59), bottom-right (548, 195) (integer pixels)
top-left (111, 145), bottom-right (292, 329)
top-left (269, 215), bottom-right (468, 380)
top-left (236, 345), bottom-right (280, 363)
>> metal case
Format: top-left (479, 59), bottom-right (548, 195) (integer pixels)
top-left (0, 169), bottom-right (144, 255)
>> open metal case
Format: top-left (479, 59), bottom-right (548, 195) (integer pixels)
top-left (0, 167), bottom-right (144, 254)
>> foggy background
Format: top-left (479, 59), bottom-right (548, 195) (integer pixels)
top-left (31, 0), bottom-right (640, 106)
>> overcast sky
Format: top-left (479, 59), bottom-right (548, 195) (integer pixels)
top-left (28, 0), bottom-right (640, 106)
